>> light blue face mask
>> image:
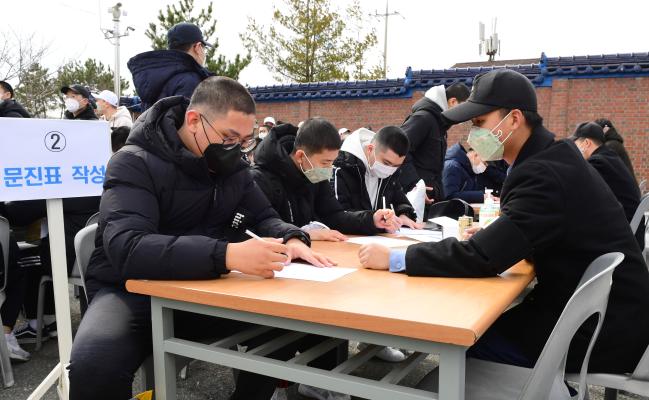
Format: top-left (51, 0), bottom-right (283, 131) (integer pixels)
top-left (300, 153), bottom-right (333, 184)
top-left (467, 110), bottom-right (514, 161)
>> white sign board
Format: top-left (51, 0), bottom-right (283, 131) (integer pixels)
top-left (0, 118), bottom-right (111, 201)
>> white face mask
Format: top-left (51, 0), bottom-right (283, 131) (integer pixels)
top-left (370, 151), bottom-right (398, 179)
top-left (258, 131), bottom-right (268, 139)
top-left (65, 98), bottom-right (80, 113)
top-left (472, 162), bottom-right (487, 174)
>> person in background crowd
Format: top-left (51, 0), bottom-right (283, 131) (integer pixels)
top-left (400, 83), bottom-right (471, 212)
top-left (0, 81), bottom-right (31, 118)
top-left (263, 116), bottom-right (276, 129)
top-left (442, 143), bottom-right (507, 203)
top-left (258, 124), bottom-right (270, 139)
top-left (95, 90), bottom-right (133, 128)
top-left (333, 127), bottom-right (420, 229)
top-left (61, 84), bottom-right (97, 120)
top-left (595, 118), bottom-right (637, 180)
top-left (128, 22), bottom-right (214, 111)
top-left (338, 127), bottom-right (351, 141)
top-left (571, 121), bottom-right (643, 247)
top-left (252, 119), bottom-right (401, 243)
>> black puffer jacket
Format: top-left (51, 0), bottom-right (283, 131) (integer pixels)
top-left (127, 50), bottom-right (214, 111)
top-left (0, 99), bottom-right (31, 118)
top-left (251, 124), bottom-right (379, 235)
top-left (64, 104), bottom-right (98, 120)
top-left (85, 96), bottom-right (307, 297)
top-left (399, 96), bottom-right (449, 199)
top-left (332, 150), bottom-right (416, 220)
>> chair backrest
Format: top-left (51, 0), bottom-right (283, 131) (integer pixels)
top-left (85, 212), bottom-right (100, 227)
top-left (639, 179), bottom-right (647, 195)
top-left (428, 199), bottom-right (474, 220)
top-left (0, 217), bottom-right (10, 293)
top-left (630, 193), bottom-right (649, 235)
top-left (74, 223), bottom-right (98, 288)
top-left (519, 252), bottom-right (625, 400)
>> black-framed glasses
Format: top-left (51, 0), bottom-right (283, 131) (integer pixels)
top-left (200, 114), bottom-right (257, 154)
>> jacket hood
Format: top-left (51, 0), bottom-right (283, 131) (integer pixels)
top-left (254, 123), bottom-right (310, 188)
top-left (126, 95), bottom-right (246, 179)
top-left (424, 85), bottom-right (449, 112)
top-left (127, 50), bottom-right (212, 105)
top-left (604, 127), bottom-right (624, 144)
top-left (0, 99), bottom-right (31, 118)
top-left (339, 128), bottom-right (372, 171)
top-left (113, 106), bottom-right (131, 120)
top-left (411, 95), bottom-right (443, 117)
top-left (445, 143), bottom-right (472, 173)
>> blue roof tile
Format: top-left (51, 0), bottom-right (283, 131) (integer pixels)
top-left (242, 52), bottom-right (649, 102)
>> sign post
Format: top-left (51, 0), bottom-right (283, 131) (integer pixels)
top-left (0, 118), bottom-right (110, 399)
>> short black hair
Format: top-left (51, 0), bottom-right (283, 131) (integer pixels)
top-left (373, 126), bottom-right (409, 157)
top-left (500, 108), bottom-right (544, 129)
top-left (170, 42), bottom-right (194, 52)
top-left (446, 83), bottom-right (470, 102)
top-left (111, 126), bottom-right (130, 152)
top-left (293, 118), bottom-right (341, 155)
top-left (189, 76), bottom-right (256, 117)
top-left (0, 81), bottom-right (14, 98)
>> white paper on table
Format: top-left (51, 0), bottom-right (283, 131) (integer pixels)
top-left (428, 216), bottom-right (459, 239)
top-left (274, 263), bottom-right (356, 282)
top-left (395, 227), bottom-right (443, 242)
top-left (346, 236), bottom-right (418, 247)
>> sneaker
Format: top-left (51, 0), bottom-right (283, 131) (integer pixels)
top-left (45, 322), bottom-right (57, 338)
top-left (4, 333), bottom-right (30, 361)
top-left (297, 384), bottom-right (350, 400)
top-left (13, 324), bottom-right (48, 344)
top-left (356, 343), bottom-right (406, 363)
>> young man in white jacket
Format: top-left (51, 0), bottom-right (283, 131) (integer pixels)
top-left (95, 90), bottom-right (133, 128)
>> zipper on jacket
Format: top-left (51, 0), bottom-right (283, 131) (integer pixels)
top-left (287, 199), bottom-right (294, 223)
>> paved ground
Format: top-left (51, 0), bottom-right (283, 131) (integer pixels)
top-left (1, 290), bottom-right (647, 400)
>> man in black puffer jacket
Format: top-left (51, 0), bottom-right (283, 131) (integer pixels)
top-left (251, 119), bottom-right (401, 242)
top-left (0, 81), bottom-right (31, 118)
top-left (332, 126), bottom-right (419, 226)
top-left (128, 22), bottom-right (214, 111)
top-left (69, 77), bottom-right (333, 400)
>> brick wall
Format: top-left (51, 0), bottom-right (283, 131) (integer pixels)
top-left (255, 76), bottom-right (649, 183)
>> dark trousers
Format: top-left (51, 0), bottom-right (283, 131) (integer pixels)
top-left (1, 234), bottom-right (27, 329)
top-left (69, 286), bottom-right (339, 400)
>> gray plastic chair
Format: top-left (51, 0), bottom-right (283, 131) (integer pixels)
top-left (0, 217), bottom-right (15, 387)
top-left (630, 193), bottom-right (649, 237)
top-left (417, 252), bottom-right (624, 400)
top-left (639, 179), bottom-right (647, 195)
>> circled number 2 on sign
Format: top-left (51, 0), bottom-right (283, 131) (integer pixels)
top-left (44, 131), bottom-right (66, 152)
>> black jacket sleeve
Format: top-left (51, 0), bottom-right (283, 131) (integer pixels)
top-left (332, 167), bottom-right (353, 210)
top-left (101, 151), bottom-right (229, 281)
top-left (405, 161), bottom-right (565, 277)
top-left (315, 182), bottom-right (379, 235)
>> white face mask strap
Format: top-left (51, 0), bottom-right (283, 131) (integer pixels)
top-left (301, 152), bottom-right (314, 172)
top-left (492, 110), bottom-right (514, 138)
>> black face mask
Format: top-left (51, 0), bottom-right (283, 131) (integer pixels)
top-left (196, 114), bottom-right (242, 177)
top-left (204, 142), bottom-right (242, 176)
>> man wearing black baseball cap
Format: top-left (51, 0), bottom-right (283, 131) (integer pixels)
top-left (127, 22), bottom-right (214, 111)
top-left (572, 121), bottom-right (641, 227)
top-left (61, 84), bottom-right (98, 120)
top-left (359, 69), bottom-right (649, 392)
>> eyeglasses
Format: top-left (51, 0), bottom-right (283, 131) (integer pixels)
top-left (200, 114), bottom-right (257, 154)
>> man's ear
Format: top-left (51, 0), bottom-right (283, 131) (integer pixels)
top-left (185, 109), bottom-right (202, 133)
top-left (510, 109), bottom-right (524, 131)
top-left (447, 97), bottom-right (459, 108)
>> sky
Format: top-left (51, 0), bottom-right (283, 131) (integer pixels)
top-left (3, 0), bottom-right (649, 95)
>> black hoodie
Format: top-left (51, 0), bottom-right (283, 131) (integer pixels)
top-left (64, 104), bottom-right (98, 121)
top-left (84, 96), bottom-right (307, 297)
top-left (127, 50), bottom-right (214, 111)
top-left (0, 99), bottom-right (31, 118)
top-left (603, 127), bottom-right (636, 180)
top-left (399, 96), bottom-right (449, 199)
top-left (251, 124), bottom-right (379, 235)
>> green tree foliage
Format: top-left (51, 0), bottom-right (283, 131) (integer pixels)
top-left (145, 0), bottom-right (251, 79)
top-left (57, 58), bottom-right (130, 94)
top-left (15, 63), bottom-right (58, 118)
top-left (241, 0), bottom-right (382, 83)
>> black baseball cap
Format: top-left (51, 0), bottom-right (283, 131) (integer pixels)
top-left (167, 22), bottom-right (213, 49)
top-left (443, 69), bottom-right (538, 123)
top-left (61, 84), bottom-right (91, 99)
top-left (570, 122), bottom-right (605, 143)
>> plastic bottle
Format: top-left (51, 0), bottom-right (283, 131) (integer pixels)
top-left (479, 189), bottom-right (499, 228)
